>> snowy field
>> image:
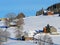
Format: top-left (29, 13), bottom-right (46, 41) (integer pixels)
top-left (1, 15), bottom-right (60, 45)
top-left (24, 15), bottom-right (60, 32)
top-left (23, 15), bottom-right (60, 45)
top-left (3, 40), bottom-right (37, 45)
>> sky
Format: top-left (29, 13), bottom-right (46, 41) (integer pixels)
top-left (0, 0), bottom-right (60, 18)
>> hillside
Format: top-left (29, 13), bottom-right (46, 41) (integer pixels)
top-left (47, 3), bottom-right (60, 14)
top-left (36, 3), bottom-right (60, 16)
top-left (2, 15), bottom-right (60, 45)
top-left (23, 15), bottom-right (60, 32)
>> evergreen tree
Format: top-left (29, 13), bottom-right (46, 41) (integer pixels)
top-left (46, 24), bottom-right (50, 33)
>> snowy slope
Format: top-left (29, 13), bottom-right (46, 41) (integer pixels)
top-left (3, 15), bottom-right (60, 45)
top-left (3, 40), bottom-right (37, 45)
top-left (6, 15), bottom-right (60, 38)
top-left (24, 15), bottom-right (60, 32)
top-left (23, 15), bottom-right (60, 44)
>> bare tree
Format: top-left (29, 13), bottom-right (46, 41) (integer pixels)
top-left (0, 29), bottom-right (3, 45)
top-left (0, 28), bottom-right (10, 45)
top-left (3, 30), bottom-right (10, 42)
top-left (16, 12), bottom-right (25, 19)
top-left (38, 34), bottom-right (53, 45)
top-left (5, 13), bottom-right (16, 22)
top-left (17, 18), bottom-right (24, 26)
top-left (15, 27), bottom-right (22, 40)
top-left (15, 18), bottom-right (24, 40)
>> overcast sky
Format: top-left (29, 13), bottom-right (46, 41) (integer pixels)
top-left (0, 0), bottom-right (60, 18)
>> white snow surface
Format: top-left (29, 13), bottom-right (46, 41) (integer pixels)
top-left (23, 16), bottom-right (60, 44)
top-left (23, 16), bottom-right (60, 32)
top-left (3, 15), bottom-right (60, 45)
top-left (3, 40), bottom-right (37, 45)
top-left (4, 15), bottom-right (60, 38)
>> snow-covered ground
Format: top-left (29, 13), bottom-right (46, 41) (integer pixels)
top-left (3, 40), bottom-right (37, 45)
top-left (24, 15), bottom-right (60, 32)
top-left (34, 33), bottom-right (60, 45)
top-left (1, 15), bottom-right (60, 45)
top-left (23, 15), bottom-right (60, 45)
